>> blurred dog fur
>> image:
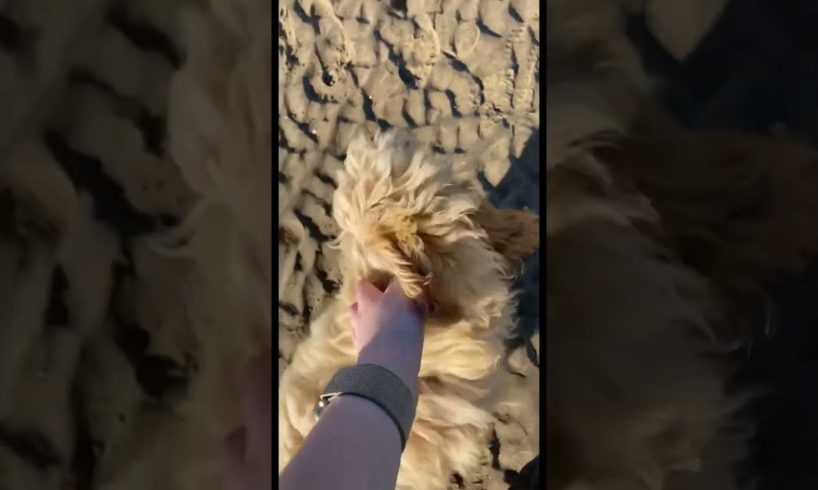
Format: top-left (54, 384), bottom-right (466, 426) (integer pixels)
top-left (278, 131), bottom-right (539, 489)
top-left (546, 0), bottom-right (818, 489)
top-left (118, 0), bottom-right (273, 486)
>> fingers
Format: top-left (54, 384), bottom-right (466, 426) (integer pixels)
top-left (356, 277), bottom-right (427, 317)
top-left (383, 280), bottom-right (416, 310)
top-left (383, 280), bottom-right (427, 317)
top-left (355, 279), bottom-right (383, 311)
top-left (383, 279), bottom-right (408, 298)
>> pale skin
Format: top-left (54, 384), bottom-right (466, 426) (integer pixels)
top-left (221, 279), bottom-right (425, 490)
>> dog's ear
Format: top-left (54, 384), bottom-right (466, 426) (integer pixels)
top-left (366, 226), bottom-right (432, 300)
top-left (474, 204), bottom-right (540, 261)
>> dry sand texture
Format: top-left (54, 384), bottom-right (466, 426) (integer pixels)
top-left (278, 0), bottom-right (540, 487)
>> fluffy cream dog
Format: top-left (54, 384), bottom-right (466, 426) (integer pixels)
top-left (546, 1), bottom-right (818, 489)
top-left (278, 131), bottom-right (539, 489)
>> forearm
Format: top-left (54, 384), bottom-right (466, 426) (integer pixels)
top-left (279, 395), bottom-right (403, 490)
top-left (280, 280), bottom-right (424, 489)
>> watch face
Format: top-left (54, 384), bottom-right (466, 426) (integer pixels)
top-left (313, 399), bottom-right (328, 420)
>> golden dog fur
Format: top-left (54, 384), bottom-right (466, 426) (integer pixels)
top-left (546, 0), bottom-right (818, 489)
top-left (278, 131), bottom-right (539, 489)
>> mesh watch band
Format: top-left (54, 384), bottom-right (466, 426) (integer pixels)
top-left (314, 363), bottom-right (416, 451)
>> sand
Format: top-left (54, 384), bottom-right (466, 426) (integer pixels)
top-left (277, 0), bottom-right (540, 487)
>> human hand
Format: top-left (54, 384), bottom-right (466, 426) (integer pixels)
top-left (221, 351), bottom-right (272, 490)
top-left (350, 279), bottom-right (425, 398)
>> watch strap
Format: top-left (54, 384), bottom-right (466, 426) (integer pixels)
top-left (315, 363), bottom-right (416, 451)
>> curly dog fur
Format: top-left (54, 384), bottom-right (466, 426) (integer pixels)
top-left (546, 0), bottom-right (818, 489)
top-left (278, 131), bottom-right (539, 489)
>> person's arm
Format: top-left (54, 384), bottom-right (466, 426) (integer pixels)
top-left (279, 280), bottom-right (425, 490)
top-left (278, 394), bottom-right (403, 490)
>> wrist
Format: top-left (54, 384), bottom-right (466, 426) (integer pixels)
top-left (357, 347), bottom-right (420, 400)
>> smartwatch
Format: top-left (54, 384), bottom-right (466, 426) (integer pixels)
top-left (314, 363), bottom-right (416, 451)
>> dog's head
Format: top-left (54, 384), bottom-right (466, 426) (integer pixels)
top-left (332, 131), bottom-right (539, 326)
